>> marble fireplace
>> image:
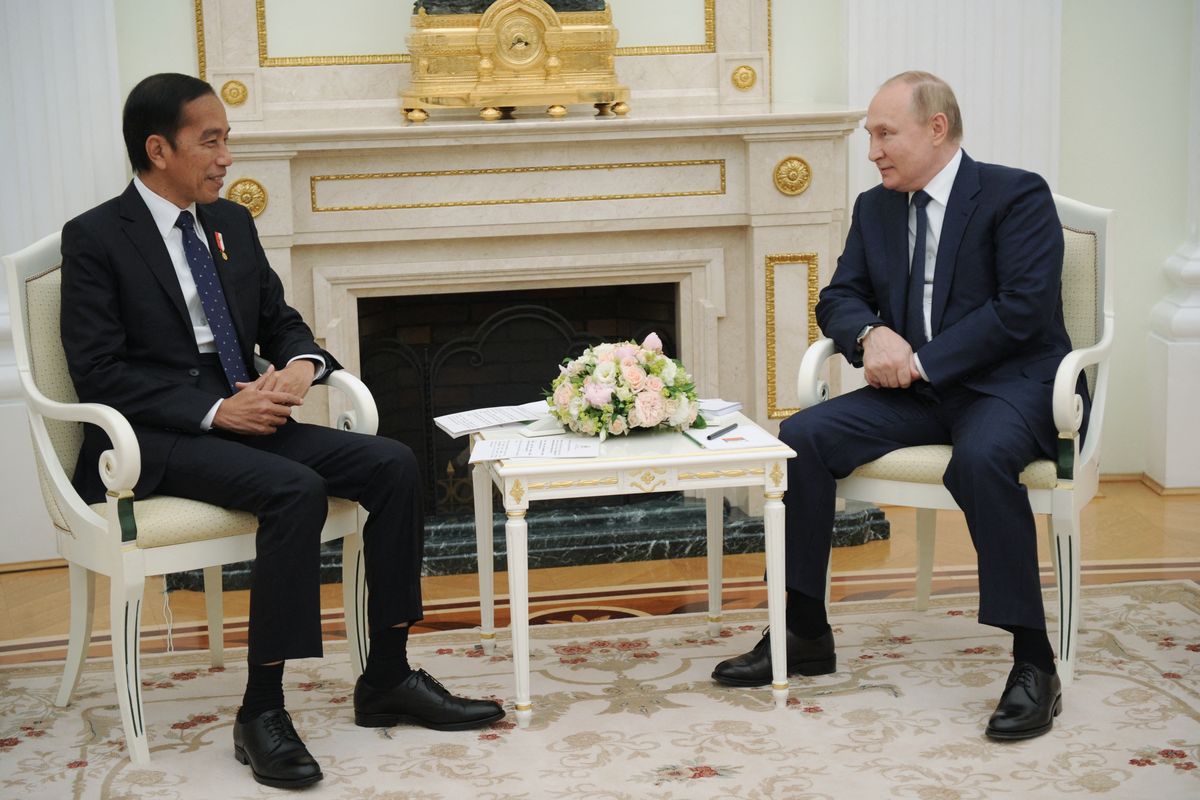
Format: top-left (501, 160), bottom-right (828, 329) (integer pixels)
top-left (171, 0), bottom-right (885, 586)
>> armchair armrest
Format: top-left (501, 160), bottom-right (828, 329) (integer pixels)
top-left (1051, 336), bottom-right (1110, 437)
top-left (21, 386), bottom-right (141, 494)
top-left (796, 338), bottom-right (838, 410)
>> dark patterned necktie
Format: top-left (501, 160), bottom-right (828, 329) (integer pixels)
top-left (175, 211), bottom-right (251, 391)
top-left (905, 190), bottom-right (932, 350)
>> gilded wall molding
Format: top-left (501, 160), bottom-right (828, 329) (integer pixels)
top-left (248, 0), bottom-right (714, 67)
top-left (765, 253), bottom-right (819, 419)
top-left (195, 0), bottom-right (207, 80)
top-left (310, 159), bottom-right (726, 213)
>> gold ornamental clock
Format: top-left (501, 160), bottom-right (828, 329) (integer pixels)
top-left (401, 0), bottom-right (630, 122)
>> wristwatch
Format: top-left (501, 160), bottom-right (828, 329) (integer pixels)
top-left (856, 324), bottom-right (879, 345)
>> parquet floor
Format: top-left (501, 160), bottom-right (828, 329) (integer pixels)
top-left (1, 479), bottom-right (1196, 666)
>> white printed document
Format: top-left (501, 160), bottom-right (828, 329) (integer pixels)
top-left (468, 437), bottom-right (601, 463)
top-left (698, 398), bottom-right (744, 417)
top-left (434, 400), bottom-right (549, 438)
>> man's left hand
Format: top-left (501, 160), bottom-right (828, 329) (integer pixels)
top-left (257, 359), bottom-right (317, 400)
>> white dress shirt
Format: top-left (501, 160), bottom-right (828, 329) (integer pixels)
top-left (906, 147), bottom-right (963, 380)
top-left (132, 177), bottom-right (324, 428)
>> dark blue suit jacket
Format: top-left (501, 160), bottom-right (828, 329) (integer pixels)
top-left (815, 152), bottom-right (1087, 452)
top-left (60, 182), bottom-right (341, 503)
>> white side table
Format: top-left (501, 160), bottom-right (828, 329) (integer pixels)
top-left (470, 413), bottom-right (796, 727)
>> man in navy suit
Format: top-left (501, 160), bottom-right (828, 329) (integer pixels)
top-left (61, 74), bottom-right (503, 789)
top-left (713, 71), bottom-right (1086, 740)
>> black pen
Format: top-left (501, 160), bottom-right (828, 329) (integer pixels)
top-left (706, 422), bottom-right (738, 440)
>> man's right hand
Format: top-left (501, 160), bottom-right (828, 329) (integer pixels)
top-left (862, 326), bottom-right (922, 389)
top-left (212, 366), bottom-right (304, 435)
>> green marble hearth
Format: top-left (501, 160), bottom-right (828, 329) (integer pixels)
top-left (164, 497), bottom-right (888, 591)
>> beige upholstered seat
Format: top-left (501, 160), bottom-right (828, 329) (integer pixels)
top-left (4, 233), bottom-right (378, 765)
top-left (796, 194), bottom-right (1114, 686)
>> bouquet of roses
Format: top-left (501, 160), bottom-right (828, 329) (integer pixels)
top-left (546, 332), bottom-right (706, 439)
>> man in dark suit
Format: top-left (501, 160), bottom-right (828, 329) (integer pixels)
top-left (713, 71), bottom-right (1087, 741)
top-left (61, 73), bottom-right (503, 789)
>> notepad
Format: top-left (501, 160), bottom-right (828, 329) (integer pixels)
top-left (434, 400), bottom-right (549, 438)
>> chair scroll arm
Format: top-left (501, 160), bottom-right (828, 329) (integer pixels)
top-left (796, 337), bottom-right (838, 410)
top-left (24, 392), bottom-right (141, 494)
top-left (324, 370), bottom-right (379, 436)
top-left (1051, 339), bottom-right (1110, 437)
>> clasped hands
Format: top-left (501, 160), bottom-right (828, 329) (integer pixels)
top-left (213, 360), bottom-right (316, 435)
top-left (861, 326), bottom-right (923, 389)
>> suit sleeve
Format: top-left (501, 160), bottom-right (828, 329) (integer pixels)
top-left (61, 219), bottom-right (224, 431)
top-left (916, 173), bottom-right (1064, 388)
top-left (815, 194), bottom-right (889, 367)
top-left (243, 208), bottom-right (343, 377)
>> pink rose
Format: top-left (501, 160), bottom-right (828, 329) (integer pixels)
top-left (608, 416), bottom-right (628, 435)
top-left (644, 375), bottom-right (664, 394)
top-left (553, 382), bottom-right (573, 410)
top-left (634, 391), bottom-right (666, 427)
top-left (583, 380), bottom-right (612, 407)
top-left (620, 355), bottom-right (638, 368)
top-left (642, 332), bottom-right (663, 352)
top-left (613, 345), bottom-right (637, 361)
top-left (621, 364), bottom-right (647, 390)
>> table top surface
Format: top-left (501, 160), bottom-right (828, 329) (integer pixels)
top-left (473, 413), bottom-right (796, 477)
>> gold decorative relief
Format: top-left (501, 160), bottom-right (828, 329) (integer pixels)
top-left (629, 468), bottom-right (667, 493)
top-left (770, 463), bottom-right (784, 488)
top-left (679, 468), bottom-right (765, 481)
top-left (220, 80), bottom-right (248, 106)
top-left (226, 179), bottom-right (268, 218)
top-left (256, 0), bottom-right (409, 65)
top-left (765, 254), bottom-right (820, 419)
top-left (774, 156), bottom-right (812, 196)
top-left (528, 477), bottom-right (619, 491)
top-left (310, 159), bottom-right (726, 213)
top-left (731, 65), bottom-right (757, 91)
top-left (508, 479), bottom-right (525, 504)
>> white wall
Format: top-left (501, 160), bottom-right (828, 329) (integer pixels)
top-left (1058, 0), bottom-right (1194, 475)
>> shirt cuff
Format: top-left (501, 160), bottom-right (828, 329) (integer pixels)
top-left (201, 398), bottom-right (222, 431)
top-left (287, 354), bottom-right (327, 381)
top-left (912, 352), bottom-right (930, 382)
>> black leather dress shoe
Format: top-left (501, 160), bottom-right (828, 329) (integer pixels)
top-left (232, 708), bottom-right (323, 789)
top-left (354, 669), bottom-right (506, 730)
top-left (712, 628), bottom-right (836, 687)
top-left (985, 661), bottom-right (1062, 740)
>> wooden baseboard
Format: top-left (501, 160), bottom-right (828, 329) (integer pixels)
top-left (0, 557), bottom-right (67, 575)
top-left (1140, 473), bottom-right (1200, 496)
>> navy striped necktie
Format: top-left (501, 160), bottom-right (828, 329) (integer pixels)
top-left (175, 211), bottom-right (251, 391)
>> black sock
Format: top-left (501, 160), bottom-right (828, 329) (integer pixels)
top-left (1001, 625), bottom-right (1056, 674)
top-left (363, 625), bottom-right (413, 689)
top-left (785, 589), bottom-right (831, 640)
top-left (238, 662), bottom-right (285, 722)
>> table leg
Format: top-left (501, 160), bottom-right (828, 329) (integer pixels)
top-left (505, 509), bottom-right (532, 728)
top-left (764, 490), bottom-right (789, 708)
top-left (705, 488), bottom-right (724, 636)
top-left (472, 464), bottom-right (496, 654)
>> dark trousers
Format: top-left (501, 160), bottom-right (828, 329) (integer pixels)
top-left (155, 365), bottom-right (424, 664)
top-left (777, 383), bottom-right (1054, 631)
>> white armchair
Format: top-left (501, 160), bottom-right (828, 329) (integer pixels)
top-left (3, 231), bottom-right (377, 765)
top-left (796, 194), bottom-right (1113, 686)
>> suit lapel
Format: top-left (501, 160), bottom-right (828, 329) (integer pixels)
top-left (118, 183), bottom-right (192, 334)
top-left (931, 153), bottom-right (980, 334)
top-left (882, 190), bottom-right (911, 332)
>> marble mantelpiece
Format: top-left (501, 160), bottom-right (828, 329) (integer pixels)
top-left (221, 101), bottom-right (865, 444)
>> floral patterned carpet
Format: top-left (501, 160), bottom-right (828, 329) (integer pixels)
top-left (2, 581), bottom-right (1198, 799)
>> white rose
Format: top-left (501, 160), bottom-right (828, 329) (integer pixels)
top-left (667, 395), bottom-right (690, 427)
